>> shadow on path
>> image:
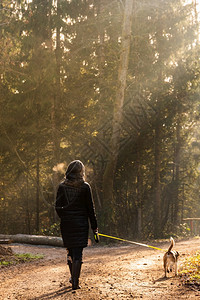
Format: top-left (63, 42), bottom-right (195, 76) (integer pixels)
top-left (153, 276), bottom-right (170, 283)
top-left (29, 286), bottom-right (72, 300)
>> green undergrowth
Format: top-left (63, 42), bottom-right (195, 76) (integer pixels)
top-left (180, 251), bottom-right (200, 289)
top-left (15, 253), bottom-right (44, 261)
top-left (0, 253), bottom-right (44, 267)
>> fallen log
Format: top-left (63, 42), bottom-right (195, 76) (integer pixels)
top-left (0, 234), bottom-right (63, 247)
top-left (0, 239), bottom-right (12, 244)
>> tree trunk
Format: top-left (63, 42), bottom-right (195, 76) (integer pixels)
top-left (153, 123), bottom-right (161, 238)
top-left (0, 245), bottom-right (13, 255)
top-left (194, 0), bottom-right (199, 36)
top-left (102, 0), bottom-right (134, 232)
top-left (97, 0), bottom-right (105, 77)
top-left (26, 175), bottom-right (31, 234)
top-left (51, 0), bottom-right (62, 221)
top-left (51, 96), bottom-right (60, 221)
top-left (173, 117), bottom-right (181, 226)
top-left (135, 144), bottom-right (143, 237)
top-left (36, 142), bottom-right (40, 232)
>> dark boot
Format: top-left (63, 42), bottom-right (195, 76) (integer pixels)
top-left (72, 260), bottom-right (82, 290)
top-left (67, 259), bottom-right (72, 284)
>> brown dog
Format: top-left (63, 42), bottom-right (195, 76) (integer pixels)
top-left (163, 237), bottom-right (179, 277)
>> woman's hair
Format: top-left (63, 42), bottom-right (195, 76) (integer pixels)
top-left (65, 160), bottom-right (85, 182)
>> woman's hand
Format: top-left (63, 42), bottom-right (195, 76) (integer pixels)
top-left (93, 229), bottom-right (99, 243)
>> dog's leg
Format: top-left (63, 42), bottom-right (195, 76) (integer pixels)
top-left (163, 258), bottom-right (167, 277)
top-left (175, 261), bottom-right (178, 276)
top-left (164, 268), bottom-right (167, 277)
top-left (169, 262), bottom-right (173, 272)
top-left (167, 263), bottom-right (170, 273)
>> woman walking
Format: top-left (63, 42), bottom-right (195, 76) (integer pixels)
top-left (55, 160), bottom-right (98, 290)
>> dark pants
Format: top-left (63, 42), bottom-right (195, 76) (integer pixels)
top-left (67, 247), bottom-right (83, 261)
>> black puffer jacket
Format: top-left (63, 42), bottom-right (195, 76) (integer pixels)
top-left (55, 181), bottom-right (97, 248)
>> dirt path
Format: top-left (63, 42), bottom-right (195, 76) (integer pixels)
top-left (0, 237), bottom-right (200, 299)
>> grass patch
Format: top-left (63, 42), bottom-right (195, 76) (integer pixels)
top-left (180, 251), bottom-right (200, 289)
top-left (15, 253), bottom-right (44, 261)
top-left (0, 253), bottom-right (44, 267)
top-left (0, 260), bottom-right (13, 266)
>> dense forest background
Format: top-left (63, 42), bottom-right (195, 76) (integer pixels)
top-left (1, 0), bottom-right (200, 239)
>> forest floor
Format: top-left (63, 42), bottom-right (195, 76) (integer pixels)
top-left (0, 237), bottom-right (200, 299)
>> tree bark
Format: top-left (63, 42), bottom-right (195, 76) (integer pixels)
top-left (173, 117), bottom-right (181, 225)
top-left (36, 145), bottom-right (40, 232)
top-left (97, 0), bottom-right (105, 77)
top-left (51, 0), bottom-right (62, 222)
top-left (51, 96), bottom-right (60, 222)
top-left (136, 146), bottom-right (143, 237)
top-left (102, 0), bottom-right (133, 231)
top-left (153, 123), bottom-right (161, 238)
top-left (26, 175), bottom-right (31, 234)
top-left (36, 112), bottom-right (40, 232)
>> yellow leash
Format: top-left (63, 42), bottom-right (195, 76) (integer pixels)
top-left (98, 233), bottom-right (166, 251)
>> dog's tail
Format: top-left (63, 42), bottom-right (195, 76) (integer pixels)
top-left (167, 237), bottom-right (174, 252)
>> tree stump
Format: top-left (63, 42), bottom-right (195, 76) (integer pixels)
top-left (0, 245), bottom-right (13, 256)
